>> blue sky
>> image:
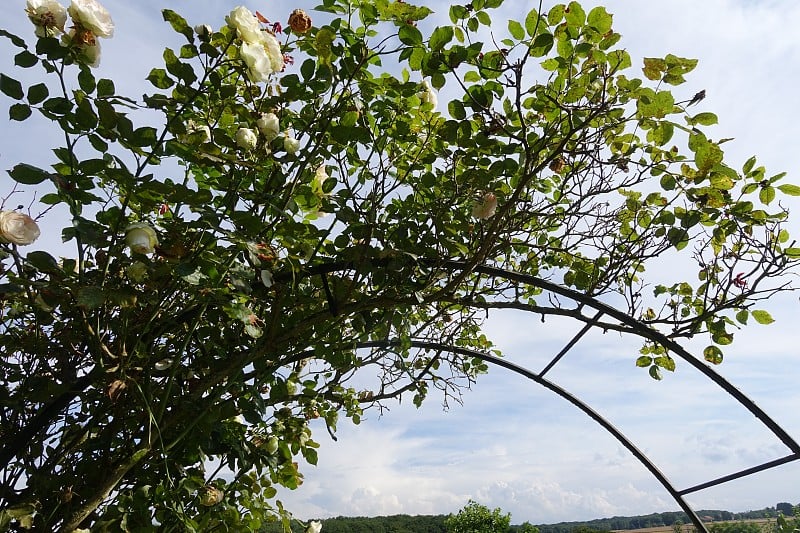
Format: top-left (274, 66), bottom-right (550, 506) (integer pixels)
top-left (1, 0), bottom-right (799, 525)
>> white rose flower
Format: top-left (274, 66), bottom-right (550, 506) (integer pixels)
top-left (417, 80), bottom-right (437, 110)
top-left (312, 165), bottom-right (330, 196)
top-left (262, 31), bottom-right (284, 73)
top-left (125, 222), bottom-right (158, 254)
top-left (471, 192), bottom-right (498, 220)
top-left (283, 133), bottom-right (300, 155)
top-left (240, 40), bottom-right (273, 82)
top-left (0, 211), bottom-right (41, 246)
top-left (306, 520), bottom-right (323, 533)
top-left (26, 0), bottom-right (67, 37)
top-left (226, 6), bottom-right (261, 44)
top-left (236, 127), bottom-right (258, 150)
top-left (257, 112), bottom-right (280, 140)
top-left (68, 0), bottom-right (114, 38)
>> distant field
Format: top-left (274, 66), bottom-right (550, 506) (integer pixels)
top-left (614, 518), bottom-right (776, 533)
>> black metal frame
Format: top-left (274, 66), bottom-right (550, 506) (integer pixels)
top-left (354, 260), bottom-right (800, 533)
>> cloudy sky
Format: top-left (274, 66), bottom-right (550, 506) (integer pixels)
top-left (2, 0), bottom-right (799, 525)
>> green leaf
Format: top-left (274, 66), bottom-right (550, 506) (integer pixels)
top-left (464, 70), bottom-right (481, 83)
top-left (587, 6), bottom-right (612, 33)
top-left (0, 73), bottom-right (23, 100)
top-left (162, 9), bottom-right (194, 42)
top-left (147, 68), bottom-right (174, 90)
top-left (735, 309), bottom-right (749, 325)
top-left (398, 25), bottom-right (423, 46)
top-left (429, 26), bottom-right (454, 50)
top-left (26, 251), bottom-right (59, 272)
top-left (508, 20), bottom-right (525, 41)
top-left (642, 57), bottom-right (666, 81)
top-left (97, 78), bottom-right (115, 97)
top-left (709, 173), bottom-right (734, 190)
top-left (777, 184), bottom-right (800, 196)
top-left (77, 286), bottom-right (105, 309)
top-left (14, 50), bottom-right (38, 68)
top-left (529, 33), bottom-right (553, 57)
top-left (751, 310), bottom-right (774, 325)
top-left (759, 185), bottom-right (776, 205)
top-left (9, 103), bottom-right (31, 121)
top-left (703, 345), bottom-right (723, 365)
top-left (300, 58), bottom-right (315, 80)
top-left (648, 365), bottom-right (662, 380)
top-left (8, 163), bottom-right (49, 185)
top-left (27, 82), bottom-right (48, 105)
top-left (548, 4), bottom-right (565, 25)
top-left (128, 127), bottom-right (158, 148)
top-left (78, 68), bottom-right (96, 94)
top-left (742, 155), bottom-right (756, 175)
top-left (654, 355), bottom-right (675, 372)
top-left (635, 355), bottom-right (652, 368)
top-left (42, 97), bottom-right (71, 115)
top-left (0, 29), bottom-right (27, 49)
top-left (691, 112), bottom-right (718, 126)
top-left (565, 2), bottom-right (586, 28)
top-left (525, 8), bottom-right (542, 37)
top-left (448, 99), bottom-right (466, 120)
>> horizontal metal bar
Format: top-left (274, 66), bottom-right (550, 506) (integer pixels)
top-left (679, 453), bottom-right (800, 495)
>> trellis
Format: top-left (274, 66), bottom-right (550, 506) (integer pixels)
top-left (356, 261), bottom-right (800, 533)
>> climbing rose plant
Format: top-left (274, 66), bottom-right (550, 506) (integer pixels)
top-left (1, 0), bottom-right (798, 530)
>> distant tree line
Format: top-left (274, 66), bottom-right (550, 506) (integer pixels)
top-left (258, 503), bottom-right (798, 533)
top-left (537, 504), bottom-right (799, 533)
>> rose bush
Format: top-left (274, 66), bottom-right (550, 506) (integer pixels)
top-left (0, 0), bottom-right (798, 530)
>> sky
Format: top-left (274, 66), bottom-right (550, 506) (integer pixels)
top-left (1, 0), bottom-right (800, 526)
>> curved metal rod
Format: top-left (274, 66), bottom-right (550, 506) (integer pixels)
top-left (279, 258), bottom-right (800, 455)
top-left (358, 339), bottom-right (710, 533)
top-left (448, 260), bottom-right (800, 455)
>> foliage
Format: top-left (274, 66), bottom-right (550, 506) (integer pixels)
top-left (445, 500), bottom-right (511, 533)
top-left (0, 0), bottom-right (798, 530)
top-left (708, 522), bottom-right (763, 533)
top-left (260, 514), bottom-right (447, 532)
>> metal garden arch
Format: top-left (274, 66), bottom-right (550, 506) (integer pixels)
top-left (349, 260), bottom-right (800, 533)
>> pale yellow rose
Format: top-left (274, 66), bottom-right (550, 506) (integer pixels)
top-left (226, 6), bottom-right (261, 44)
top-left (240, 40), bottom-right (273, 82)
top-left (257, 112), bottom-right (280, 140)
top-left (235, 127), bottom-right (258, 150)
top-left (125, 222), bottom-right (158, 254)
top-left (262, 31), bottom-right (284, 73)
top-left (0, 211), bottom-right (41, 246)
top-left (417, 80), bottom-right (437, 110)
top-left (68, 0), bottom-right (114, 38)
top-left (283, 133), bottom-right (300, 154)
top-left (471, 192), bottom-right (498, 220)
top-left (25, 0), bottom-right (67, 37)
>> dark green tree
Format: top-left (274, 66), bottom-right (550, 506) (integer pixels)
top-left (445, 501), bottom-right (511, 533)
